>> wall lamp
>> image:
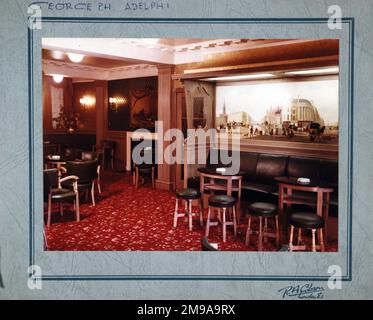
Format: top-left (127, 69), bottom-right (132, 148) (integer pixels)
top-left (80, 96), bottom-right (95, 109)
top-left (109, 96), bottom-right (129, 112)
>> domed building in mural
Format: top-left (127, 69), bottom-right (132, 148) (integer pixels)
top-left (282, 98), bottom-right (324, 129)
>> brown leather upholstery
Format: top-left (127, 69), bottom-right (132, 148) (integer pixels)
top-left (287, 157), bottom-right (321, 180)
top-left (255, 154), bottom-right (288, 185)
top-left (240, 152), bottom-right (259, 179)
top-left (320, 159), bottom-right (338, 184)
top-left (188, 150), bottom-right (338, 215)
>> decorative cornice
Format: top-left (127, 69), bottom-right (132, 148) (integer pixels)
top-left (42, 59), bottom-right (158, 81)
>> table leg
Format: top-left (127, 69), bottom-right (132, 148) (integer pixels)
top-left (278, 185), bottom-right (287, 233)
top-left (323, 192), bottom-right (330, 244)
top-left (237, 178), bottom-right (242, 224)
top-left (200, 174), bottom-right (204, 214)
top-left (227, 177), bottom-right (232, 196)
top-left (316, 191), bottom-right (327, 244)
top-left (278, 185), bottom-right (284, 211)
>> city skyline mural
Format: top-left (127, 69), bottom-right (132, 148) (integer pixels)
top-left (215, 79), bottom-right (339, 144)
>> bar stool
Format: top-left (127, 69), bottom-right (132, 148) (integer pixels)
top-left (133, 164), bottom-right (155, 188)
top-left (173, 188), bottom-right (203, 231)
top-left (205, 195), bottom-right (237, 243)
top-left (289, 212), bottom-right (325, 252)
top-left (245, 202), bottom-right (280, 251)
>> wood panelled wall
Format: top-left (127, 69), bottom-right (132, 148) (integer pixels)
top-left (72, 81), bottom-right (96, 133)
top-left (42, 76), bottom-right (97, 134)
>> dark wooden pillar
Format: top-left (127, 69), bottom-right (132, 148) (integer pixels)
top-left (94, 80), bottom-right (108, 148)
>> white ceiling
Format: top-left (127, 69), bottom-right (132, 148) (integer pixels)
top-left (41, 38), bottom-right (311, 81)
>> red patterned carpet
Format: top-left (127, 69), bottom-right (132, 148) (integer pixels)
top-left (44, 172), bottom-right (337, 252)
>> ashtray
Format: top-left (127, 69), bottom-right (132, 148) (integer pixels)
top-left (297, 177), bottom-right (310, 184)
top-left (216, 167), bottom-right (226, 173)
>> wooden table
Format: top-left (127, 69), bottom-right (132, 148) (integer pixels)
top-left (198, 167), bottom-right (243, 220)
top-left (275, 176), bottom-right (335, 242)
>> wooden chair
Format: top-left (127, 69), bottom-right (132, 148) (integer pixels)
top-left (44, 169), bottom-right (80, 227)
top-left (133, 164), bottom-right (155, 188)
top-left (62, 160), bottom-right (100, 206)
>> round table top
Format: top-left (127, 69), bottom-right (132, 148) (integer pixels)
top-left (274, 176), bottom-right (336, 189)
top-left (198, 166), bottom-right (244, 177)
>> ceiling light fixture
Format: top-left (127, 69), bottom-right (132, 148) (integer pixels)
top-left (285, 67), bottom-right (339, 76)
top-left (204, 73), bottom-right (275, 81)
top-left (67, 52), bottom-right (84, 63)
top-left (52, 74), bottom-right (64, 83)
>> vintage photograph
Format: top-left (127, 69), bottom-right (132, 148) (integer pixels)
top-left (42, 38), bottom-right (339, 252)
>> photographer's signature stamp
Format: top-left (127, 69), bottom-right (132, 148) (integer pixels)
top-left (278, 283), bottom-right (325, 299)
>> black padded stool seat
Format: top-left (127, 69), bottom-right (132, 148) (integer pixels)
top-left (208, 195), bottom-right (236, 208)
top-left (289, 212), bottom-right (325, 229)
top-left (176, 188), bottom-right (201, 200)
top-left (135, 164), bottom-right (154, 173)
top-left (248, 202), bottom-right (278, 217)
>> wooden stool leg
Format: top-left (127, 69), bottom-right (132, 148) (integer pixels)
top-left (111, 150), bottom-right (114, 170)
top-left (258, 216), bottom-right (263, 251)
top-left (173, 199), bottom-right (179, 228)
top-left (222, 207), bottom-right (227, 242)
top-left (319, 229), bottom-right (325, 252)
top-left (199, 198), bottom-right (203, 227)
top-left (264, 217), bottom-right (268, 243)
top-left (245, 215), bottom-right (252, 246)
top-left (152, 167), bottom-right (155, 188)
top-left (59, 201), bottom-right (63, 216)
top-left (188, 200), bottom-right (193, 231)
top-left (311, 229), bottom-right (317, 252)
top-left (75, 192), bottom-right (80, 222)
top-left (205, 207), bottom-right (211, 237)
top-left (275, 216), bottom-right (280, 248)
top-left (91, 182), bottom-right (96, 206)
top-left (297, 228), bottom-right (302, 245)
top-left (232, 206), bottom-right (237, 237)
top-left (289, 225), bottom-right (294, 251)
top-left (47, 194), bottom-right (52, 227)
top-left (135, 168), bottom-right (139, 188)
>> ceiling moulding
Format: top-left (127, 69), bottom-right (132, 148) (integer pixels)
top-left (172, 55), bottom-right (339, 80)
top-left (42, 59), bottom-right (158, 81)
top-left (42, 38), bottom-right (310, 66)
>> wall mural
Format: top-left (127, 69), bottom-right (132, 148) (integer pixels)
top-left (130, 85), bottom-right (156, 130)
top-left (215, 79), bottom-right (339, 144)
